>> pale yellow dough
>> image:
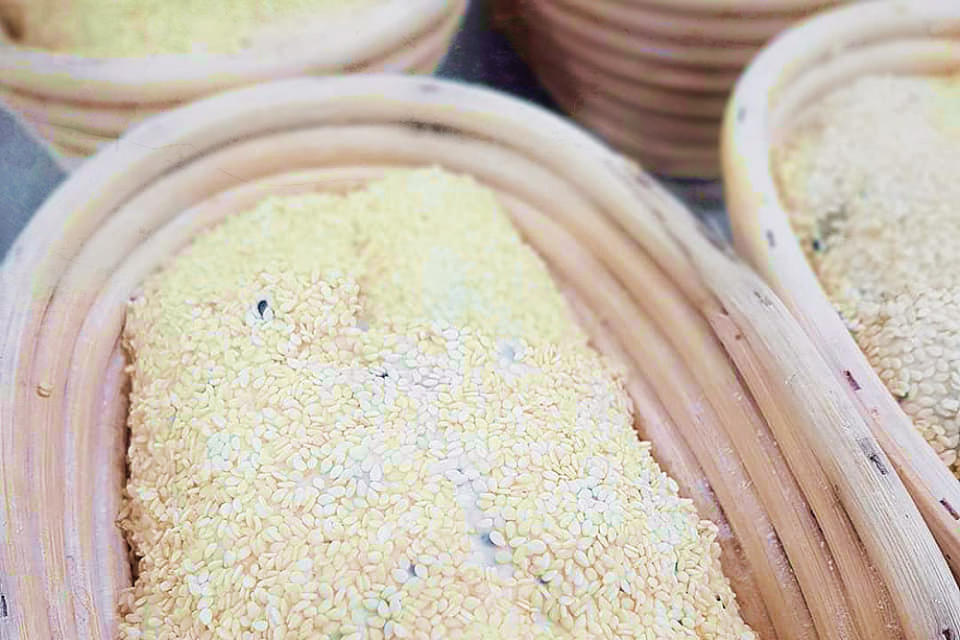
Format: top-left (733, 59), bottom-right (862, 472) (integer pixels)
top-left (120, 169), bottom-right (753, 639)
top-left (775, 73), bottom-right (960, 475)
top-left (10, 0), bottom-right (379, 56)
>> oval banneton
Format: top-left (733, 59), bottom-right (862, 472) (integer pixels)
top-left (1, 74), bottom-right (957, 640)
top-left (722, 0), bottom-right (960, 585)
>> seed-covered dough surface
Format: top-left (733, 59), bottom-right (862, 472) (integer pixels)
top-left (120, 169), bottom-right (753, 639)
top-left (10, 0), bottom-right (378, 57)
top-left (774, 73), bottom-right (960, 475)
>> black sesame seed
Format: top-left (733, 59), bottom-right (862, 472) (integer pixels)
top-left (256, 299), bottom-right (269, 317)
top-left (812, 238), bottom-right (823, 252)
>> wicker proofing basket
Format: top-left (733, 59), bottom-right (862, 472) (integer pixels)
top-left (2, 74), bottom-right (959, 640)
top-left (0, 0), bottom-right (466, 169)
top-left (722, 0), bottom-right (960, 582)
top-left (496, 0), bottom-right (841, 179)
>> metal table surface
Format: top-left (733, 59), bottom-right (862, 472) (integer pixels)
top-left (0, 0), bottom-right (729, 260)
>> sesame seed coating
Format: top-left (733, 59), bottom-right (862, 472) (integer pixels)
top-left (12, 0), bottom-right (377, 57)
top-left (119, 169), bottom-right (754, 639)
top-left (775, 73), bottom-right (960, 475)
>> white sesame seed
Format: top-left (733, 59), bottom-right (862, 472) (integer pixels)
top-left (527, 540), bottom-right (546, 554)
top-left (508, 536), bottom-right (527, 548)
top-left (119, 170), bottom-right (753, 640)
top-left (776, 73), bottom-right (960, 477)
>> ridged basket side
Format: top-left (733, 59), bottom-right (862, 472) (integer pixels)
top-left (1, 75), bottom-right (957, 640)
top-left (498, 0), bottom-right (836, 178)
top-left (722, 0), bottom-right (960, 578)
top-left (593, 0), bottom-right (837, 13)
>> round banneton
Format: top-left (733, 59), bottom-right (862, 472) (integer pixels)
top-left (0, 0), bottom-right (460, 169)
top-left (0, 0), bottom-right (453, 103)
top-left (1, 75), bottom-right (957, 640)
top-left (510, 0), bottom-right (834, 179)
top-left (722, 0), bottom-right (960, 580)
top-left (3, 3), bottom-right (458, 136)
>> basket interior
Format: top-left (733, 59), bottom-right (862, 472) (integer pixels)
top-left (723, 0), bottom-right (960, 595)
top-left (4, 75), bottom-right (959, 640)
top-left (32, 124), bottom-right (798, 640)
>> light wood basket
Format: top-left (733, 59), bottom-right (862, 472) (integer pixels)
top-left (497, 0), bottom-right (842, 179)
top-left (2, 74), bottom-right (959, 640)
top-left (0, 0), bottom-right (466, 168)
top-left (722, 0), bottom-right (960, 585)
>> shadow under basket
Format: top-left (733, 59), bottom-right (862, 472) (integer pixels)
top-left (2, 74), bottom-right (959, 640)
top-left (0, 0), bottom-right (465, 169)
top-left (722, 0), bottom-right (960, 587)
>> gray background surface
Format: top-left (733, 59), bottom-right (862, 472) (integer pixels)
top-left (0, 0), bottom-right (728, 259)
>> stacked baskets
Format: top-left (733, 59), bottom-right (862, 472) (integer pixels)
top-left (499, 0), bottom-right (841, 179)
top-left (723, 0), bottom-right (960, 577)
top-left (1, 74), bottom-right (959, 640)
top-left (0, 0), bottom-right (466, 169)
